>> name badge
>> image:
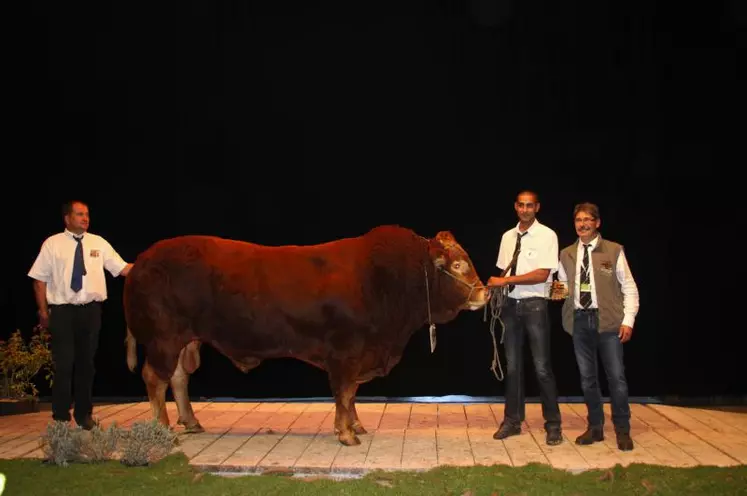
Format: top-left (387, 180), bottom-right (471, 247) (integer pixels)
top-left (580, 283), bottom-right (591, 292)
top-left (90, 249), bottom-right (100, 258)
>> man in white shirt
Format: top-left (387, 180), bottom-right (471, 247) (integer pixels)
top-left (488, 190), bottom-right (563, 445)
top-left (28, 200), bottom-right (132, 429)
top-left (555, 202), bottom-right (639, 451)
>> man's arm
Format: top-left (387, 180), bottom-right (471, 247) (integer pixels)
top-left (502, 268), bottom-right (551, 285)
top-left (617, 249), bottom-right (639, 328)
top-left (102, 239), bottom-right (131, 277)
top-left (28, 240), bottom-right (52, 328)
top-left (32, 279), bottom-right (49, 328)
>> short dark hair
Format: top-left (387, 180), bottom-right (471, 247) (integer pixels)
top-left (62, 200), bottom-right (88, 218)
top-left (574, 202), bottom-right (599, 220)
top-left (516, 190), bottom-right (539, 203)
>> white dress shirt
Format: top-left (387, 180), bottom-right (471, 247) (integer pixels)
top-left (496, 219), bottom-right (558, 299)
top-left (28, 229), bottom-right (128, 305)
top-left (557, 235), bottom-right (640, 328)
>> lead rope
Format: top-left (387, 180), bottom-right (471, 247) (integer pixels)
top-left (424, 264), bottom-right (505, 381)
top-left (484, 286), bottom-right (507, 381)
top-left (424, 267), bottom-right (435, 335)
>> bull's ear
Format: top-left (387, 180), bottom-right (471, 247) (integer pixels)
top-left (428, 238), bottom-right (447, 268)
top-left (434, 231), bottom-right (457, 248)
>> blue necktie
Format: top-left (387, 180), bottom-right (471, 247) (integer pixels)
top-left (71, 236), bottom-right (87, 292)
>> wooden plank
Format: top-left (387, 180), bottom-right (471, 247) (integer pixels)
top-left (524, 404), bottom-right (590, 471)
top-left (216, 403), bottom-right (306, 470)
top-left (400, 428), bottom-right (438, 470)
top-left (257, 403), bottom-right (334, 470)
top-left (436, 428), bottom-right (475, 467)
top-left (467, 427), bottom-right (512, 467)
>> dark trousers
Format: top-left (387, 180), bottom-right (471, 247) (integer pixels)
top-left (572, 309), bottom-right (630, 433)
top-left (502, 297), bottom-right (562, 431)
top-left (48, 302), bottom-right (101, 423)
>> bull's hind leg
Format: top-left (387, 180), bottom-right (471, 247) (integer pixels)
top-left (328, 361), bottom-right (362, 446)
top-left (142, 359), bottom-right (170, 427)
top-left (171, 342), bottom-right (204, 433)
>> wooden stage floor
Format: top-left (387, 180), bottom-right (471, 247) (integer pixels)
top-left (0, 400), bottom-right (745, 474)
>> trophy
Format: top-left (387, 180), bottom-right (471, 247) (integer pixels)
top-left (546, 280), bottom-right (569, 300)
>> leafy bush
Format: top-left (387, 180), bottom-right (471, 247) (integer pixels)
top-left (0, 326), bottom-right (54, 399)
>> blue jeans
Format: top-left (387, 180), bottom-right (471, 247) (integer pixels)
top-left (572, 309), bottom-right (630, 433)
top-left (502, 297), bottom-right (562, 431)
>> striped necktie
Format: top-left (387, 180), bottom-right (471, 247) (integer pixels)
top-left (579, 243), bottom-right (592, 308)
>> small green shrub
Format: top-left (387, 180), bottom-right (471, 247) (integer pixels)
top-left (38, 418), bottom-right (177, 468)
top-left (119, 419), bottom-right (178, 467)
top-left (40, 421), bottom-right (84, 467)
top-left (80, 421), bottom-right (124, 463)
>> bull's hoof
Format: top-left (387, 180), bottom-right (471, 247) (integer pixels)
top-left (338, 431), bottom-right (361, 446)
top-left (352, 422), bottom-right (367, 435)
top-left (183, 422), bottom-right (205, 434)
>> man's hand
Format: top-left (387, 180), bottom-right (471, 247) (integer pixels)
top-left (488, 276), bottom-right (509, 287)
top-left (38, 310), bottom-right (49, 330)
top-left (619, 325), bottom-right (633, 343)
top-left (120, 263), bottom-right (133, 277)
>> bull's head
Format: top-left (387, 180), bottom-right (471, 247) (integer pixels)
top-left (428, 231), bottom-right (489, 317)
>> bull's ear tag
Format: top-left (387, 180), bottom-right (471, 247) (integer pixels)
top-left (429, 324), bottom-right (437, 353)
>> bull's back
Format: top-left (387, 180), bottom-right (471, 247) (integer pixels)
top-left (123, 234), bottom-right (366, 345)
top-left (123, 236), bottom-right (232, 342)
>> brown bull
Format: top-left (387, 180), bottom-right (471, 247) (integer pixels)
top-left (124, 225), bottom-right (488, 445)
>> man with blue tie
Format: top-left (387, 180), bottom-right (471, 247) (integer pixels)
top-left (28, 200), bottom-right (132, 429)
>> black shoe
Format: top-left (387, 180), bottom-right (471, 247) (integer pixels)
top-left (76, 416), bottom-right (97, 431)
top-left (575, 426), bottom-right (604, 445)
top-left (546, 428), bottom-right (563, 445)
top-left (616, 431), bottom-right (634, 451)
top-left (493, 422), bottom-right (521, 440)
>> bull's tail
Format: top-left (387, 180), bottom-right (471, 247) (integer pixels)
top-left (126, 327), bottom-right (138, 372)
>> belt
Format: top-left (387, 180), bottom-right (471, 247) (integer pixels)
top-left (507, 296), bottom-right (544, 303)
top-left (50, 301), bottom-right (101, 308)
top-left (574, 307), bottom-right (598, 313)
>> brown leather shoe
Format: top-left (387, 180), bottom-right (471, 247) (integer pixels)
top-left (575, 426), bottom-right (604, 445)
top-left (616, 431), bottom-right (634, 451)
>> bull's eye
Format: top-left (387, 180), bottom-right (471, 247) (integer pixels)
top-left (452, 261), bottom-right (461, 270)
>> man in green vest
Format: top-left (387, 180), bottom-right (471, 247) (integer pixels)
top-left (555, 202), bottom-right (639, 450)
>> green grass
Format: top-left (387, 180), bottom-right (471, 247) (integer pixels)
top-left (0, 453), bottom-right (745, 495)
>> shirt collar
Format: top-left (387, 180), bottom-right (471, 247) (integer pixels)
top-left (515, 219), bottom-right (542, 236)
top-left (580, 235), bottom-right (600, 250)
top-left (65, 229), bottom-right (85, 240)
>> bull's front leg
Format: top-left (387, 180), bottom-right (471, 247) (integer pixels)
top-left (327, 361), bottom-right (361, 446)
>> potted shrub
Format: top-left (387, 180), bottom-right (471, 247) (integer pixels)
top-left (0, 325), bottom-right (54, 415)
